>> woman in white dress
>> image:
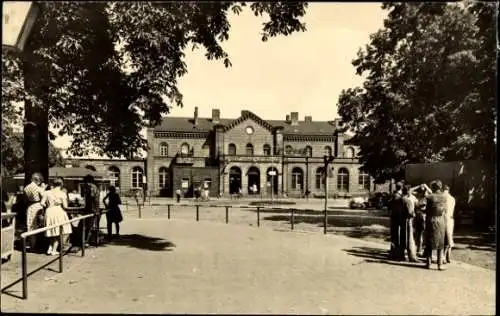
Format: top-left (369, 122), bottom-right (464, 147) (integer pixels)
top-left (41, 177), bottom-right (72, 256)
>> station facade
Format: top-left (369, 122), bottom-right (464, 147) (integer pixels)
top-left (69, 108), bottom-right (374, 198)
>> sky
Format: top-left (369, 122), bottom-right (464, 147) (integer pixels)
top-left (47, 3), bottom-right (387, 156)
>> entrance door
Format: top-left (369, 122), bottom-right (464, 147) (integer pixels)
top-left (229, 167), bottom-right (242, 194)
top-left (247, 166), bottom-right (260, 195)
top-left (266, 167), bottom-right (279, 195)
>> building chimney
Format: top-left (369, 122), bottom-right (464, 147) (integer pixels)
top-left (305, 116), bottom-right (312, 123)
top-left (212, 108), bottom-right (220, 124)
top-left (290, 112), bottom-right (299, 125)
top-left (286, 114), bottom-right (291, 122)
top-left (194, 106), bottom-right (198, 125)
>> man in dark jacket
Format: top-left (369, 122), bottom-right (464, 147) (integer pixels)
top-left (389, 182), bottom-right (405, 260)
top-left (83, 175), bottom-right (101, 245)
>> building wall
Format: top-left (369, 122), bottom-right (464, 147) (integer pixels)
top-left (223, 118), bottom-right (274, 156)
top-left (172, 166), bottom-right (220, 197)
top-left (68, 117), bottom-right (372, 198)
top-left (67, 159), bottom-right (146, 195)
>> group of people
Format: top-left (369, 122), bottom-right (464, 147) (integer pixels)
top-left (19, 173), bottom-right (124, 255)
top-left (389, 180), bottom-right (455, 270)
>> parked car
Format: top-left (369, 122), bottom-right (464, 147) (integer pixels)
top-left (366, 192), bottom-right (390, 210)
top-left (349, 196), bottom-right (368, 209)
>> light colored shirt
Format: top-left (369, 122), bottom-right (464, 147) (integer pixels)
top-left (41, 187), bottom-right (68, 209)
top-left (403, 194), bottom-right (418, 217)
top-left (444, 191), bottom-right (456, 219)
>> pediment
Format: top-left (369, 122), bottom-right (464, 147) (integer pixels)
top-left (223, 110), bottom-right (274, 132)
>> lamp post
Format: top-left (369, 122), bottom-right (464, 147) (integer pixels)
top-left (3, 2), bottom-right (47, 185)
top-left (323, 154), bottom-right (334, 234)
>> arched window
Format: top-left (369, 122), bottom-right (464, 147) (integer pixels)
top-left (180, 143), bottom-right (190, 155)
top-left (305, 146), bottom-right (312, 157)
top-left (315, 167), bottom-right (325, 189)
top-left (291, 167), bottom-right (304, 190)
top-left (159, 167), bottom-right (168, 188)
top-left (85, 165), bottom-right (96, 171)
top-left (108, 166), bottom-right (120, 188)
top-left (345, 147), bottom-right (355, 158)
top-left (132, 167), bottom-right (144, 188)
top-left (358, 171), bottom-right (370, 190)
top-left (285, 145), bottom-right (294, 156)
top-left (246, 143), bottom-right (254, 156)
top-left (228, 143), bottom-right (236, 156)
top-left (337, 168), bottom-right (349, 192)
top-left (324, 146), bottom-right (332, 157)
top-left (160, 142), bottom-right (168, 156)
top-left (263, 144), bottom-right (271, 156)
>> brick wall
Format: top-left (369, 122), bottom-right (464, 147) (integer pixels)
top-left (224, 119), bottom-right (274, 155)
top-left (67, 159), bottom-right (147, 195)
top-left (151, 135), bottom-right (210, 158)
top-left (172, 166), bottom-right (220, 197)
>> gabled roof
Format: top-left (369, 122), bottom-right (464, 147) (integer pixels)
top-left (223, 110), bottom-right (275, 132)
top-left (153, 111), bottom-right (340, 136)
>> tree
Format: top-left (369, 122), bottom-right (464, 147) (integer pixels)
top-left (337, 2), bottom-right (497, 182)
top-left (1, 131), bottom-right (65, 176)
top-left (2, 2), bottom-right (308, 158)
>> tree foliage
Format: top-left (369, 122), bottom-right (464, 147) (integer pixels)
top-left (337, 2), bottom-right (497, 182)
top-left (1, 131), bottom-right (65, 176)
top-left (2, 1), bottom-right (308, 157)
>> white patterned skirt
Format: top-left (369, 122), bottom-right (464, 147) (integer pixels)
top-left (45, 205), bottom-right (72, 237)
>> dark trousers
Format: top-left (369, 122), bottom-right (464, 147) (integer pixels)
top-left (176, 194), bottom-right (181, 203)
top-left (390, 216), bottom-right (406, 259)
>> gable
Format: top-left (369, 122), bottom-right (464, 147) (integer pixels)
top-left (223, 110), bottom-right (274, 133)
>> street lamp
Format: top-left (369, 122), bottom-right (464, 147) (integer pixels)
top-left (323, 154), bottom-right (334, 234)
top-left (2, 2), bottom-right (39, 53)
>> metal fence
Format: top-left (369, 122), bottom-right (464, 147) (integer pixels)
top-left (151, 204), bottom-right (330, 234)
top-left (1, 213), bottom-right (96, 300)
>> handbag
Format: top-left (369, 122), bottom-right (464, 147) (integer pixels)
top-left (36, 209), bottom-right (46, 226)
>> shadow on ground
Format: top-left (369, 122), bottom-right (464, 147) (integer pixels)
top-left (453, 228), bottom-right (495, 252)
top-left (344, 246), bottom-right (428, 269)
top-left (246, 207), bottom-right (388, 217)
top-left (262, 213), bottom-right (390, 240)
top-left (100, 234), bottom-right (176, 252)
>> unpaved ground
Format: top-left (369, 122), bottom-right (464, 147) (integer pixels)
top-left (124, 199), bottom-right (496, 270)
top-left (1, 217), bottom-right (495, 314)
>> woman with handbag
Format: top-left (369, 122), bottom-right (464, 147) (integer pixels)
top-left (103, 186), bottom-right (123, 241)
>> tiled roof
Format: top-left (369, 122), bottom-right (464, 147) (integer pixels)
top-left (13, 167), bottom-right (109, 180)
top-left (154, 111), bottom-right (339, 136)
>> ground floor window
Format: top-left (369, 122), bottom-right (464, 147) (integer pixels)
top-left (337, 168), bottom-right (349, 192)
top-left (315, 167), bottom-right (325, 189)
top-left (181, 178), bottom-right (190, 190)
top-left (358, 171), bottom-right (370, 190)
top-left (291, 167), bottom-right (303, 190)
top-left (132, 167), bottom-right (144, 188)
